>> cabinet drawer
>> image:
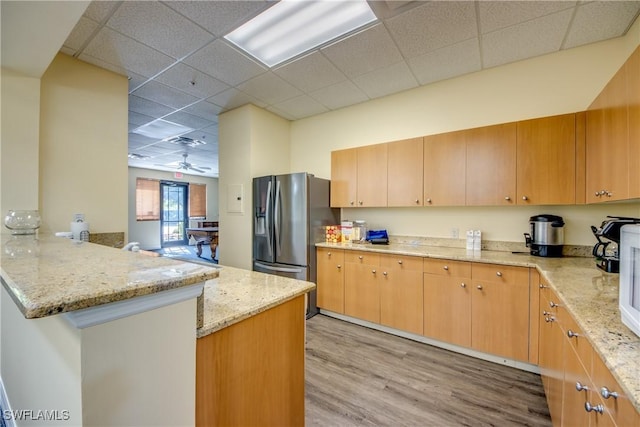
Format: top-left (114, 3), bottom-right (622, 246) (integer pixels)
top-left (345, 251), bottom-right (380, 265)
top-left (318, 247), bottom-right (344, 262)
top-left (380, 254), bottom-right (422, 271)
top-left (592, 351), bottom-right (639, 426)
top-left (471, 263), bottom-right (529, 284)
top-left (559, 306), bottom-right (592, 372)
top-left (423, 258), bottom-right (471, 277)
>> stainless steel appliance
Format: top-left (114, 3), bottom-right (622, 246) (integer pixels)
top-left (591, 216), bottom-right (640, 273)
top-left (619, 224), bottom-right (640, 337)
top-left (252, 173), bottom-right (339, 318)
top-left (524, 214), bottom-right (565, 257)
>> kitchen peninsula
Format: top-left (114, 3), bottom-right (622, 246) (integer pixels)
top-left (0, 235), bottom-right (312, 426)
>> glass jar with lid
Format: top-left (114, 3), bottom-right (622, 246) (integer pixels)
top-left (353, 220), bottom-right (367, 243)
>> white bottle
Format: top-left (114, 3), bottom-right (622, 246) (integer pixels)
top-left (466, 230), bottom-right (474, 250)
top-left (474, 230), bottom-right (482, 251)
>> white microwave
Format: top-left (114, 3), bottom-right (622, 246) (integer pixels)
top-left (620, 224), bottom-right (640, 337)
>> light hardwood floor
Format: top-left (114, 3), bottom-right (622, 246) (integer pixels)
top-left (305, 315), bottom-right (552, 427)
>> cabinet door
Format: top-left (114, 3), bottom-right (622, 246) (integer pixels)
top-left (592, 350), bottom-right (640, 427)
top-left (424, 130), bottom-right (466, 206)
top-left (471, 264), bottom-right (529, 362)
top-left (357, 144), bottom-right (388, 207)
top-left (516, 114), bottom-right (576, 205)
top-left (586, 62), bottom-right (629, 203)
top-left (627, 46), bottom-right (640, 199)
top-left (379, 255), bottom-right (423, 335)
top-left (387, 137), bottom-right (423, 207)
top-left (316, 248), bottom-right (344, 313)
top-left (330, 148), bottom-right (357, 207)
top-left (538, 292), bottom-right (564, 426)
top-left (423, 273), bottom-right (471, 347)
top-left (466, 123), bottom-right (517, 206)
top-left (344, 252), bottom-right (380, 323)
top-left (562, 343), bottom-right (592, 427)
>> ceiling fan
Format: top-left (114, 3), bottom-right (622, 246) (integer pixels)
top-left (156, 153), bottom-right (211, 174)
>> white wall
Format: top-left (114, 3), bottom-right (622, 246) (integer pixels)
top-left (39, 53), bottom-right (128, 236)
top-left (128, 167), bottom-right (220, 249)
top-left (219, 105), bottom-right (290, 269)
top-left (286, 19), bottom-right (640, 247)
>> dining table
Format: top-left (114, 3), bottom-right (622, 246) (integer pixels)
top-left (186, 227), bottom-right (219, 260)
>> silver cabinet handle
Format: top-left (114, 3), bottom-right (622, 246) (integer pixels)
top-left (383, 271), bottom-right (388, 276)
top-left (539, 283), bottom-right (545, 289)
top-left (359, 255), bottom-right (363, 260)
top-left (358, 200), bottom-right (363, 205)
top-left (496, 271), bottom-right (502, 277)
top-left (476, 285), bottom-right (483, 290)
top-left (543, 310), bottom-right (551, 316)
top-left (606, 191), bottom-right (612, 197)
top-left (460, 283), bottom-right (466, 288)
top-left (545, 316), bottom-right (555, 323)
top-left (505, 196), bottom-right (511, 201)
top-left (576, 382), bottom-right (589, 392)
top-left (584, 402), bottom-right (604, 414)
top-left (522, 196), bottom-right (528, 201)
top-left (372, 269), bottom-right (376, 274)
top-left (350, 201), bottom-right (354, 205)
top-left (600, 387), bottom-right (618, 400)
top-left (415, 199), bottom-right (420, 204)
top-left (567, 330), bottom-right (579, 338)
top-left (595, 191), bottom-right (601, 197)
top-left (398, 260), bottom-right (403, 265)
top-left (549, 301), bottom-right (558, 308)
top-left (337, 265), bottom-right (342, 269)
top-left (443, 265), bottom-right (449, 270)
top-left (426, 198), bottom-right (432, 203)
top-left (327, 252), bottom-right (331, 256)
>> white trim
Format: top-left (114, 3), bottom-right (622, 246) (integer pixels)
top-left (319, 310), bottom-right (540, 374)
top-left (0, 376), bottom-right (16, 427)
top-left (63, 283), bottom-right (204, 329)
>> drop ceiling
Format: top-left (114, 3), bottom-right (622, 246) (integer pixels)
top-left (60, 0), bottom-right (640, 178)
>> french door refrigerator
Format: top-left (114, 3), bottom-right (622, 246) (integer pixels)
top-left (253, 172), bottom-right (339, 318)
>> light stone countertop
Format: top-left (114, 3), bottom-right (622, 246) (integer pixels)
top-left (316, 241), bottom-right (640, 413)
top-left (0, 234), bottom-right (219, 318)
top-left (196, 265), bottom-right (315, 338)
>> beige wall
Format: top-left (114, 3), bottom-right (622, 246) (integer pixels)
top-left (39, 54), bottom-right (128, 236)
top-left (286, 19), bottom-right (640, 247)
top-left (219, 105), bottom-right (290, 268)
top-left (128, 167), bottom-right (219, 249)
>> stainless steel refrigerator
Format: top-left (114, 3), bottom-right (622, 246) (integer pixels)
top-left (253, 172), bottom-right (339, 318)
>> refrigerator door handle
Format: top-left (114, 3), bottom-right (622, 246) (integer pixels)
top-left (254, 262), bottom-right (303, 274)
top-left (265, 180), bottom-right (273, 257)
top-left (274, 179), bottom-right (282, 257)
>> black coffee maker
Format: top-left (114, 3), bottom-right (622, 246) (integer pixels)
top-left (591, 216), bottom-right (640, 272)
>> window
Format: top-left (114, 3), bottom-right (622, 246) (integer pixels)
top-left (136, 178), bottom-right (160, 221)
top-left (189, 183), bottom-right (206, 219)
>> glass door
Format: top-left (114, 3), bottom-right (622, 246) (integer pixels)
top-left (160, 181), bottom-right (189, 247)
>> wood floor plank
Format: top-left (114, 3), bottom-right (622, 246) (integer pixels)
top-left (305, 315), bottom-right (551, 427)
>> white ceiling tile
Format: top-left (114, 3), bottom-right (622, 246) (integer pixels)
top-left (481, 9), bottom-right (574, 68)
top-left (271, 95), bottom-right (330, 120)
top-left (162, 111), bottom-right (215, 130)
top-left (237, 72), bottom-right (302, 105)
top-left (83, 1), bottom-right (120, 23)
top-left (200, 124), bottom-right (219, 135)
top-left (309, 80), bottom-right (369, 110)
top-left (82, 27), bottom-right (175, 77)
top-left (128, 132), bottom-right (160, 146)
top-left (479, 1), bottom-right (576, 34)
top-left (385, 1), bottom-right (477, 58)
top-left (184, 39), bottom-right (267, 86)
top-left (78, 52), bottom-right (129, 77)
top-left (132, 81), bottom-right (200, 109)
top-left (564, 1), bottom-right (640, 49)
top-left (207, 88), bottom-right (267, 112)
top-left (321, 23), bottom-right (403, 78)
top-left (106, 1), bottom-right (214, 59)
top-left (352, 61), bottom-right (419, 99)
top-left (265, 106), bottom-right (296, 121)
top-left (128, 111), bottom-right (155, 126)
top-left (274, 51), bottom-right (346, 92)
top-left (127, 72), bottom-right (148, 92)
top-left (155, 63), bottom-right (229, 98)
top-left (182, 101), bottom-right (223, 122)
top-left (63, 16), bottom-right (99, 51)
top-left (408, 38), bottom-right (482, 86)
top-left (128, 95), bottom-right (174, 118)
top-left (164, 1), bottom-right (272, 37)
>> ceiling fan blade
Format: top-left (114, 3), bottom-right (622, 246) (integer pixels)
top-left (188, 166), bottom-right (206, 173)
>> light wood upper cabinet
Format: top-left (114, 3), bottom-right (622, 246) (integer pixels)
top-left (424, 130), bottom-right (466, 206)
top-left (516, 113), bottom-right (577, 205)
top-left (330, 148), bottom-right (357, 207)
top-left (466, 123), bottom-right (517, 206)
top-left (387, 137), bottom-right (423, 207)
top-left (627, 46), bottom-right (640, 199)
top-left (586, 56), bottom-right (629, 203)
top-left (316, 248), bottom-right (345, 314)
top-left (357, 143), bottom-right (388, 207)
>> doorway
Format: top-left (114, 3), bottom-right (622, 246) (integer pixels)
top-left (160, 181), bottom-right (189, 247)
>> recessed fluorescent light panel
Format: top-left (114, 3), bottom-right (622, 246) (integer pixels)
top-left (132, 119), bottom-right (194, 140)
top-left (224, 0), bottom-right (377, 67)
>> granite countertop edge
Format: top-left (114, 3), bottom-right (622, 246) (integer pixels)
top-left (316, 241), bottom-right (640, 412)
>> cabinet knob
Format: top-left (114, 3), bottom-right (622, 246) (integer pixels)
top-left (327, 252), bottom-right (331, 256)
top-left (426, 198), bottom-right (432, 203)
top-left (549, 301), bottom-right (558, 308)
top-left (415, 199), bottom-right (420, 204)
top-left (567, 329), bottom-right (579, 338)
top-left (544, 316), bottom-right (555, 323)
top-left (505, 196), bottom-right (511, 201)
top-left (383, 271), bottom-right (388, 276)
top-left (372, 269), bottom-right (376, 274)
top-left (539, 283), bottom-right (547, 289)
top-left (350, 201), bottom-right (354, 205)
top-left (476, 285), bottom-right (483, 290)
top-left (359, 255), bottom-right (363, 260)
top-left (542, 310), bottom-right (551, 316)
top-left (496, 271), bottom-right (502, 277)
top-left (600, 387), bottom-right (619, 400)
top-left (584, 402), bottom-right (604, 414)
top-left (398, 260), bottom-right (403, 264)
top-left (576, 382), bottom-right (589, 392)
top-left (522, 196), bottom-right (528, 201)
top-left (606, 191), bottom-right (612, 197)
top-left (358, 200), bottom-right (363, 205)
top-left (460, 283), bottom-right (466, 288)
top-left (595, 191), bottom-right (601, 197)
top-left (337, 265), bottom-right (342, 269)
top-left (443, 265), bottom-right (449, 270)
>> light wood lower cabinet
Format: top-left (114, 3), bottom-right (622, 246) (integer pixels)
top-left (423, 258), bottom-right (472, 347)
top-left (538, 286), bottom-right (564, 425)
top-left (316, 247), bottom-right (345, 313)
top-left (344, 251), bottom-right (381, 323)
top-left (379, 254), bottom-right (423, 335)
top-left (195, 296), bottom-right (305, 426)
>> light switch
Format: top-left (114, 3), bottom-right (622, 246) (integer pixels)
top-left (227, 184), bottom-right (244, 213)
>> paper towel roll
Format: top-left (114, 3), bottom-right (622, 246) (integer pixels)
top-left (70, 222), bottom-right (89, 240)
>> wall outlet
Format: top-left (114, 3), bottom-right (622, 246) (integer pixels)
top-left (450, 227), bottom-right (459, 239)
